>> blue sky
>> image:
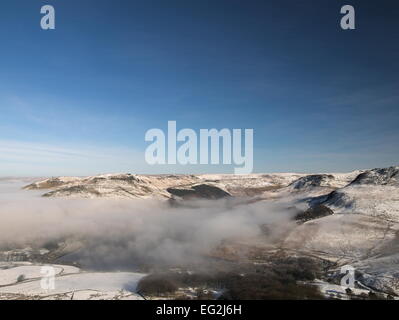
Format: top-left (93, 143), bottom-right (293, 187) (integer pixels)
top-left (0, 0), bottom-right (398, 176)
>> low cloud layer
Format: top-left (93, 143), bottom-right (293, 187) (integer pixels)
top-left (0, 180), bottom-right (297, 271)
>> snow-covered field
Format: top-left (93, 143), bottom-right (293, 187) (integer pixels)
top-left (0, 263), bottom-right (145, 300)
top-left (0, 264), bottom-right (79, 286)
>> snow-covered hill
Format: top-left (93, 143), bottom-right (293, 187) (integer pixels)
top-left (25, 174), bottom-right (200, 199)
top-left (22, 171), bottom-right (360, 200)
top-left (317, 167), bottom-right (399, 221)
top-left (350, 166), bottom-right (399, 186)
top-left (282, 166), bottom-right (399, 294)
top-left (23, 173), bottom-right (304, 199)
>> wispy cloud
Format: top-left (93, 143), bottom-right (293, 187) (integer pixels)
top-left (0, 140), bottom-right (146, 176)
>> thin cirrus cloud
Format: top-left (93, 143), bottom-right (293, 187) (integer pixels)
top-left (0, 140), bottom-right (146, 177)
top-left (0, 139), bottom-right (254, 177)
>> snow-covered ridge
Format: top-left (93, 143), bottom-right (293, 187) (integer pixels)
top-left (22, 171), bottom-right (360, 200)
top-left (21, 166), bottom-right (399, 224)
top-left (349, 166), bottom-right (399, 186)
top-left (24, 174), bottom-right (200, 199)
top-left (23, 173), bottom-right (296, 199)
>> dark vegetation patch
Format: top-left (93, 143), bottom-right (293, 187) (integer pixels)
top-left (43, 186), bottom-right (101, 197)
top-left (137, 273), bottom-right (179, 295)
top-left (137, 257), bottom-right (324, 300)
top-left (167, 184), bottom-right (231, 200)
top-left (109, 174), bottom-right (142, 184)
top-left (348, 290), bottom-right (390, 300)
top-left (17, 274), bottom-right (26, 282)
top-left (295, 205), bottom-right (334, 223)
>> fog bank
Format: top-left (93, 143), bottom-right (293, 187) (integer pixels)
top-left (0, 180), bottom-right (297, 270)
